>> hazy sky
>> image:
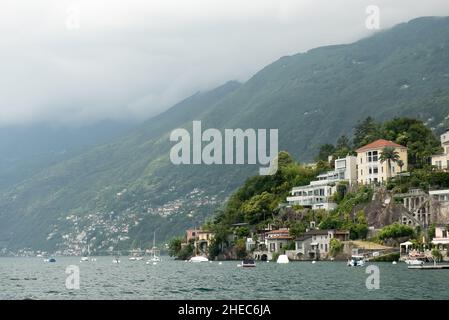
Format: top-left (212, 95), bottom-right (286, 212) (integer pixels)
top-left (1, 0), bottom-right (449, 127)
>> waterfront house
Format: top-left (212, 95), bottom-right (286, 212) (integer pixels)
top-left (432, 226), bottom-right (449, 250)
top-left (265, 228), bottom-right (293, 253)
top-left (356, 139), bottom-right (408, 184)
top-left (286, 155), bottom-right (357, 210)
top-left (431, 129), bottom-right (449, 170)
top-left (294, 229), bottom-right (349, 260)
top-left (185, 229), bottom-right (214, 254)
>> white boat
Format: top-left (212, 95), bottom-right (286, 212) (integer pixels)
top-left (347, 255), bottom-right (365, 267)
top-left (405, 259), bottom-right (424, 265)
top-left (276, 254), bottom-right (289, 264)
top-left (112, 257), bottom-right (120, 264)
top-left (147, 231), bottom-right (162, 263)
top-left (81, 243), bottom-right (92, 262)
top-left (189, 256), bottom-right (209, 263)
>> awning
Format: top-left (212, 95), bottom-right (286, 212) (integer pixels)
top-left (432, 239), bottom-right (449, 245)
top-left (400, 241), bottom-right (413, 246)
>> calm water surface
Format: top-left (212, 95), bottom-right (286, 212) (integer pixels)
top-left (0, 257), bottom-right (447, 300)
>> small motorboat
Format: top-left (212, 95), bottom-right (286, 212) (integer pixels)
top-left (347, 255), bottom-right (365, 267)
top-left (80, 257), bottom-right (89, 262)
top-left (405, 259), bottom-right (424, 266)
top-left (189, 256), bottom-right (209, 263)
top-left (238, 259), bottom-right (256, 268)
top-left (48, 257), bottom-right (56, 263)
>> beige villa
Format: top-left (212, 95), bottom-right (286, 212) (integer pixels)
top-left (356, 139), bottom-right (408, 184)
top-left (431, 130), bottom-right (449, 170)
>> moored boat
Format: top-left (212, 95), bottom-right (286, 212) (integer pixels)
top-left (347, 255), bottom-right (365, 267)
top-left (189, 256), bottom-right (209, 262)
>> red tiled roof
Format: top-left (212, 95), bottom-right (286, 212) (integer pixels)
top-left (267, 235), bottom-right (293, 240)
top-left (267, 229), bottom-right (289, 234)
top-left (356, 139), bottom-right (406, 152)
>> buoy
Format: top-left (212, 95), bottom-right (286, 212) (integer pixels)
top-left (312, 260), bottom-right (316, 264)
top-left (218, 262), bottom-right (222, 265)
top-left (392, 261), bottom-right (397, 265)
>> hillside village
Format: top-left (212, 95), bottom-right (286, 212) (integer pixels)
top-left (171, 118), bottom-right (449, 262)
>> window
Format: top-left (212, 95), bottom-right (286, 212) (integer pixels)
top-left (373, 167), bottom-right (378, 174)
top-left (320, 244), bottom-right (323, 250)
top-left (369, 168), bottom-right (372, 174)
top-left (280, 243), bottom-right (283, 249)
top-left (325, 244), bottom-right (328, 252)
top-left (367, 151), bottom-right (378, 163)
top-left (270, 243), bottom-right (275, 252)
top-left (361, 169), bottom-right (363, 176)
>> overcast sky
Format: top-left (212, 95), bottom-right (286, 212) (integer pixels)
top-left (1, 0), bottom-right (449, 127)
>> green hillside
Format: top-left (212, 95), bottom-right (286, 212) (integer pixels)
top-left (2, 17), bottom-right (449, 252)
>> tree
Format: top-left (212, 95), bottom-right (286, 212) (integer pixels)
top-left (329, 238), bottom-right (344, 258)
top-left (353, 116), bottom-right (381, 149)
top-left (380, 147), bottom-right (400, 180)
top-left (168, 237), bottom-right (183, 257)
top-left (382, 118), bottom-right (441, 169)
top-left (289, 221), bottom-right (307, 238)
top-left (334, 135), bottom-right (352, 158)
top-left (397, 159), bottom-right (404, 173)
top-left (432, 248), bottom-right (442, 262)
top-left (316, 144), bottom-right (336, 162)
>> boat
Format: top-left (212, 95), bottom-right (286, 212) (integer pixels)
top-left (347, 255), bottom-right (365, 267)
top-left (238, 259), bottom-right (256, 268)
top-left (147, 231), bottom-right (162, 263)
top-left (112, 256), bottom-right (120, 264)
top-left (276, 254), bottom-right (289, 264)
top-left (405, 259), bottom-right (424, 265)
top-left (81, 243), bottom-right (94, 262)
top-left (189, 256), bottom-right (209, 263)
top-left (48, 257), bottom-right (56, 263)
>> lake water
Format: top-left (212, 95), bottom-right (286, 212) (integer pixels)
top-left (0, 257), bottom-right (447, 300)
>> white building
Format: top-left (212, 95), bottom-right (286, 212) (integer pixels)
top-left (431, 130), bottom-right (449, 170)
top-left (294, 229), bottom-right (350, 260)
top-left (286, 155), bottom-right (356, 210)
top-left (265, 229), bottom-right (293, 253)
top-left (429, 189), bottom-right (449, 202)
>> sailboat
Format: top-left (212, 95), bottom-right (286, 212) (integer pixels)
top-left (146, 232), bottom-right (162, 264)
top-left (81, 243), bottom-right (91, 262)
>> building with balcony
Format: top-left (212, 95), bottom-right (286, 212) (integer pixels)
top-left (286, 155), bottom-right (356, 210)
top-left (431, 130), bottom-right (449, 170)
top-left (294, 229), bottom-right (350, 260)
top-left (356, 139), bottom-right (408, 184)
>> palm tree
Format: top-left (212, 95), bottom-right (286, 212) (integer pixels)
top-left (379, 147), bottom-right (400, 180)
top-left (397, 159), bottom-right (404, 173)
